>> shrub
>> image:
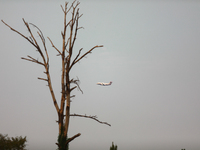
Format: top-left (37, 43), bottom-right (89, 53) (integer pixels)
top-left (110, 142), bottom-right (117, 150)
top-left (0, 134), bottom-right (27, 150)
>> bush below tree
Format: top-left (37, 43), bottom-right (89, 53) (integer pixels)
top-left (0, 134), bottom-right (27, 150)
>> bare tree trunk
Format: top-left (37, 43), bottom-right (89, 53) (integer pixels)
top-left (64, 75), bottom-right (71, 137)
top-left (2, 1), bottom-right (110, 150)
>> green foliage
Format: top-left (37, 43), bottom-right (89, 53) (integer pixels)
top-left (110, 142), bottom-right (117, 150)
top-left (0, 134), bottom-right (27, 150)
top-left (57, 126), bottom-right (68, 150)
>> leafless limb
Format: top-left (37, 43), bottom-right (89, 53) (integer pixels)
top-left (1, 19), bottom-right (60, 114)
top-left (1, 19), bottom-right (37, 49)
top-left (21, 56), bottom-right (45, 66)
top-left (70, 77), bottom-right (83, 93)
top-left (70, 113), bottom-right (111, 126)
top-left (71, 8), bottom-right (82, 49)
top-left (70, 86), bottom-right (77, 92)
top-left (66, 133), bottom-right (81, 144)
top-left (69, 45), bottom-right (103, 71)
top-left (29, 23), bottom-right (45, 42)
top-left (64, 38), bottom-right (70, 53)
top-left (55, 133), bottom-right (81, 149)
top-left (38, 77), bottom-right (48, 82)
top-left (30, 23), bottom-right (49, 65)
top-left (70, 95), bottom-right (75, 98)
top-left (70, 48), bottom-right (83, 67)
top-left (47, 37), bottom-right (62, 55)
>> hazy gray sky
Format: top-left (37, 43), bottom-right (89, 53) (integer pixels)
top-left (1, 0), bottom-right (200, 150)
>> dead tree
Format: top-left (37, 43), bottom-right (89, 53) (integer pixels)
top-left (2, 1), bottom-right (110, 149)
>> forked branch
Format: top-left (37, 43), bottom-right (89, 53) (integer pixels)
top-left (1, 19), bottom-right (38, 49)
top-left (1, 19), bottom-right (60, 114)
top-left (70, 77), bottom-right (83, 93)
top-left (21, 55), bottom-right (45, 66)
top-left (69, 45), bottom-right (103, 71)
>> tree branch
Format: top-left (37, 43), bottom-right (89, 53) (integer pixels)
top-left (70, 48), bottom-right (83, 68)
top-left (70, 77), bottom-right (83, 94)
top-left (55, 133), bottom-right (81, 149)
top-left (69, 45), bottom-right (103, 71)
top-left (70, 113), bottom-right (111, 126)
top-left (25, 21), bottom-right (48, 66)
top-left (71, 8), bottom-right (80, 49)
top-left (47, 37), bottom-right (62, 55)
top-left (66, 133), bottom-right (81, 145)
top-left (22, 19), bottom-right (40, 49)
top-left (1, 19), bottom-right (38, 49)
top-left (70, 86), bottom-right (77, 92)
top-left (21, 56), bottom-right (45, 66)
top-left (37, 31), bottom-right (49, 64)
top-left (2, 19), bottom-right (60, 114)
top-left (38, 77), bottom-right (48, 82)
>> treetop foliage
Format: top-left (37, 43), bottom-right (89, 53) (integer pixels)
top-left (0, 134), bottom-right (27, 150)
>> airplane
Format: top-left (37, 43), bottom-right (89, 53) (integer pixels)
top-left (97, 81), bottom-right (112, 86)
